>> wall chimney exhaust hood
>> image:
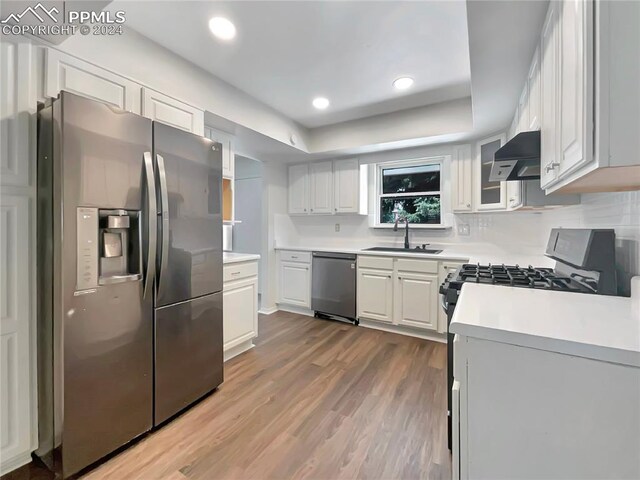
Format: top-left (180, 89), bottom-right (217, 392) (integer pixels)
top-left (489, 131), bottom-right (541, 182)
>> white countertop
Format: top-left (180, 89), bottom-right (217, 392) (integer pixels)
top-left (274, 243), bottom-right (554, 267)
top-left (450, 282), bottom-right (640, 367)
top-left (223, 252), bottom-right (261, 264)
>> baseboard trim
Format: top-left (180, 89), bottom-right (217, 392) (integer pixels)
top-left (258, 306), bottom-right (278, 315)
top-left (224, 340), bottom-right (254, 362)
top-left (0, 451), bottom-right (33, 476)
top-left (358, 320), bottom-right (447, 343)
top-left (276, 305), bottom-right (314, 317)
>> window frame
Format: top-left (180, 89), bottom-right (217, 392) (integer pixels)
top-left (373, 156), bottom-right (445, 229)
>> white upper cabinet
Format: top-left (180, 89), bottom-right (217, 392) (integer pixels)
top-left (527, 46), bottom-right (541, 130)
top-left (309, 161), bottom-right (333, 214)
top-left (557, 0), bottom-right (593, 178)
top-left (288, 164), bottom-right (309, 214)
top-left (451, 144), bottom-right (473, 212)
top-left (516, 84), bottom-right (529, 134)
top-left (474, 134), bottom-right (507, 211)
top-left (142, 88), bottom-right (204, 135)
top-left (333, 159), bottom-right (360, 214)
top-left (540, 2), bottom-right (560, 189)
top-left (46, 49), bottom-right (142, 114)
top-left (204, 127), bottom-right (234, 178)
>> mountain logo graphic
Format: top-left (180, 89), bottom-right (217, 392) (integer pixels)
top-left (1, 3), bottom-right (60, 24)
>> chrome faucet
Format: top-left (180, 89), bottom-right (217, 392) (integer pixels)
top-left (393, 215), bottom-right (410, 249)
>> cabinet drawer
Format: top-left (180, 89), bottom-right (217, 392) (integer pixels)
top-left (279, 250), bottom-right (311, 263)
top-left (395, 258), bottom-right (438, 274)
top-left (358, 255), bottom-right (394, 270)
top-left (224, 261), bottom-right (258, 282)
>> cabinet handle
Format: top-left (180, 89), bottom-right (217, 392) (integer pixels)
top-left (545, 162), bottom-right (560, 173)
top-left (291, 256), bottom-right (298, 259)
top-left (231, 271), bottom-right (240, 276)
top-left (467, 203), bottom-right (471, 208)
top-left (335, 208), bottom-right (337, 212)
top-left (387, 275), bottom-right (392, 278)
top-left (310, 208), bottom-right (314, 212)
top-left (304, 208), bottom-right (307, 212)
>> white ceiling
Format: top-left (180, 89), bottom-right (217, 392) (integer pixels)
top-left (113, 0), bottom-right (471, 128)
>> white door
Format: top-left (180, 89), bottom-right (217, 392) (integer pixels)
top-left (558, 0), bottom-right (593, 177)
top-left (45, 49), bottom-right (142, 114)
top-left (333, 159), bottom-right (359, 214)
top-left (395, 272), bottom-right (438, 331)
top-left (288, 164), bottom-right (309, 214)
top-left (540, 2), bottom-right (560, 188)
top-left (357, 268), bottom-right (393, 323)
top-left (142, 88), bottom-right (204, 135)
top-left (309, 161), bottom-right (333, 214)
top-left (474, 134), bottom-right (507, 211)
top-left (279, 261), bottom-right (311, 307)
top-left (528, 47), bottom-right (541, 130)
top-left (204, 127), bottom-right (234, 178)
top-left (451, 145), bottom-right (473, 212)
top-left (223, 277), bottom-right (258, 350)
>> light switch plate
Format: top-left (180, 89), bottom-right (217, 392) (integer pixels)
top-left (335, 223), bottom-right (340, 232)
top-left (457, 223), bottom-right (470, 236)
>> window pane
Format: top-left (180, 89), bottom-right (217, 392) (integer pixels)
top-left (379, 195), bottom-right (441, 224)
top-left (480, 140), bottom-right (502, 205)
top-left (382, 164), bottom-right (440, 194)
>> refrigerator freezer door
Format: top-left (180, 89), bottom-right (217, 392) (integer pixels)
top-left (153, 122), bottom-right (223, 307)
top-left (154, 291), bottom-right (224, 425)
top-left (55, 92), bottom-right (154, 477)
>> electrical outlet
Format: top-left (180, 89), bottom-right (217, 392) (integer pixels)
top-left (457, 223), bottom-right (470, 236)
top-left (335, 223), bottom-right (340, 232)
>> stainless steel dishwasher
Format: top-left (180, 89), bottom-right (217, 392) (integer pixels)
top-left (311, 252), bottom-right (358, 325)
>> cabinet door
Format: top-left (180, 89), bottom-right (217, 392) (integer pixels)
top-left (279, 261), bottom-right (311, 307)
top-left (204, 127), bottom-right (234, 178)
top-left (309, 161), bottom-right (333, 214)
top-left (288, 164), bottom-right (309, 214)
top-left (540, 2), bottom-right (560, 189)
top-left (558, 0), bottom-right (593, 177)
top-left (528, 46), bottom-right (541, 130)
top-left (395, 272), bottom-right (438, 331)
top-left (142, 88), bottom-right (204, 135)
top-left (333, 159), bottom-right (359, 213)
top-left (223, 277), bottom-right (258, 350)
top-left (517, 84), bottom-right (529, 134)
top-left (452, 145), bottom-right (473, 212)
top-left (45, 49), bottom-right (142, 114)
top-left (357, 268), bottom-right (393, 323)
top-left (474, 134), bottom-right (507, 210)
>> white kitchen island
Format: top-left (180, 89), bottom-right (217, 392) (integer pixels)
top-left (223, 253), bottom-right (260, 361)
top-left (449, 280), bottom-right (640, 480)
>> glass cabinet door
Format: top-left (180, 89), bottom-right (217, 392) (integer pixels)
top-left (475, 134), bottom-right (507, 210)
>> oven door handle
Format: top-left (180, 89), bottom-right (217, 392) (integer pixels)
top-left (440, 293), bottom-right (448, 313)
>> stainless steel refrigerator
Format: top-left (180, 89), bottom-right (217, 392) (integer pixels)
top-left (37, 92), bottom-right (223, 478)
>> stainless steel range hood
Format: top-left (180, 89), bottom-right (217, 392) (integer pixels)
top-left (489, 131), bottom-right (541, 181)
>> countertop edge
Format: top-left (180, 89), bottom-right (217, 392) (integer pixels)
top-left (223, 253), bottom-right (261, 264)
top-left (450, 320), bottom-right (640, 368)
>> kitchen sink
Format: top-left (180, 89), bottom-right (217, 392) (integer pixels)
top-left (363, 247), bottom-right (443, 254)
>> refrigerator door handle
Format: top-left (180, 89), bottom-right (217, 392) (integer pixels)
top-left (143, 151), bottom-right (157, 299)
top-left (156, 153), bottom-right (170, 296)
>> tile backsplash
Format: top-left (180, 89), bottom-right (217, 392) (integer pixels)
top-left (276, 191), bottom-right (640, 295)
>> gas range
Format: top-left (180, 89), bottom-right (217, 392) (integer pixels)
top-left (442, 263), bottom-right (596, 296)
top-left (440, 228), bottom-right (617, 451)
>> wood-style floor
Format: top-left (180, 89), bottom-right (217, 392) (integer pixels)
top-left (6, 311), bottom-right (450, 480)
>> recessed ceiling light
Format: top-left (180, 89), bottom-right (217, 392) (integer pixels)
top-left (312, 97), bottom-right (330, 110)
top-left (208, 17), bottom-right (236, 41)
top-left (393, 77), bottom-right (414, 90)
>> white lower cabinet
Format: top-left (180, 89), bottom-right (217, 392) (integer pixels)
top-left (277, 251), bottom-right (311, 308)
top-left (357, 268), bottom-right (394, 323)
top-left (357, 256), bottom-right (441, 332)
top-left (223, 261), bottom-right (258, 360)
top-left (395, 272), bottom-right (438, 330)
